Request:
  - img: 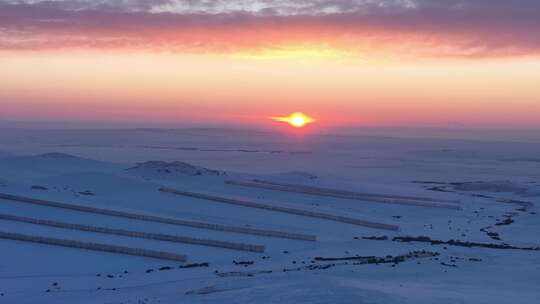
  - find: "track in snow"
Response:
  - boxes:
[0,192,317,241]
[0,213,265,253]
[159,188,400,231]
[226,180,461,210]
[0,231,188,262]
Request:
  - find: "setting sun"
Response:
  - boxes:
[271,112,315,128]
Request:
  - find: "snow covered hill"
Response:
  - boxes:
[0,129,539,303]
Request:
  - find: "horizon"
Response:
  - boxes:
[2,119,540,143]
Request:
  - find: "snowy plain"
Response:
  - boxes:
[0,127,539,303]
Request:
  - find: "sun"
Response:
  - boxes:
[271,112,315,128]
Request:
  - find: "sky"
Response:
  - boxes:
[1,0,540,128]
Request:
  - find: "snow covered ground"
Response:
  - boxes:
[0,128,539,303]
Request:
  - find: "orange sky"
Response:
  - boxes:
[1,1,540,128]
[1,50,539,128]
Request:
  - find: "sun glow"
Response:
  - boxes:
[271,112,315,128]
[232,45,350,61]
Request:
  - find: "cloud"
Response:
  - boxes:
[1,0,540,58]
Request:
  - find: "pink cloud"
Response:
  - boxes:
[1,1,540,57]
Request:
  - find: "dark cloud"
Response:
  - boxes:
[1,0,539,57]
